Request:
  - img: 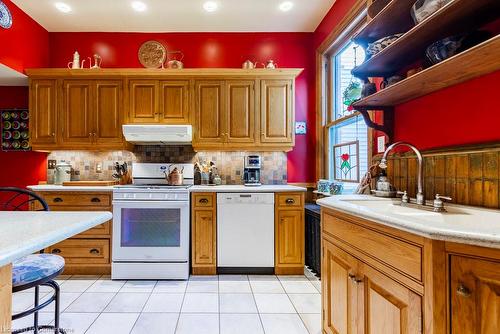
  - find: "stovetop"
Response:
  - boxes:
[115,184,192,190]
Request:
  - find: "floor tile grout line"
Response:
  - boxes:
[248,274,268,334]
[128,280,157,334]
[174,279,189,333]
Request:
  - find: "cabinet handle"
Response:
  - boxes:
[53,197,63,203]
[199,198,209,204]
[456,283,471,297]
[91,197,101,203]
[51,248,61,254]
[89,248,100,255]
[348,273,363,284]
[51,132,55,137]
[89,133,93,138]
[285,198,295,204]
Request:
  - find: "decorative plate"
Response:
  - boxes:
[138,40,167,68]
[0,1,13,29]
[366,33,403,57]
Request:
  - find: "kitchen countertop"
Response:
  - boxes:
[28,185,115,192]
[317,195,500,249]
[190,185,307,192]
[0,211,112,267]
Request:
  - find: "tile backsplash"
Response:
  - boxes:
[47,146,287,185]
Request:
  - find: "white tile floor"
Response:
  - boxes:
[12,269,321,334]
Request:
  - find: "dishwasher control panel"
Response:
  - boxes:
[217,193,274,204]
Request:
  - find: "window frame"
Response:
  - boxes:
[315,2,371,181]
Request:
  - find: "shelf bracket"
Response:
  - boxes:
[356,107,394,142]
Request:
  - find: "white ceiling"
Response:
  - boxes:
[11,0,335,32]
[0,63,28,86]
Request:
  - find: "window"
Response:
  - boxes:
[321,15,369,192]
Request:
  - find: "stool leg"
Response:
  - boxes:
[34,286,39,334]
[53,281,60,334]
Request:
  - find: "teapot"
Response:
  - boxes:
[165,51,184,69]
[165,165,184,185]
[242,60,258,69]
[90,54,102,69]
[265,60,278,69]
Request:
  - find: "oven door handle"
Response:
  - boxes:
[112,200,189,206]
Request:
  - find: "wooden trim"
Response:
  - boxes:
[0,264,12,334]
[316,0,368,180]
[26,68,304,78]
[375,141,500,159]
[287,182,316,188]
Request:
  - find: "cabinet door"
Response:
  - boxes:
[61,80,93,145]
[260,79,293,144]
[192,209,217,275]
[194,81,225,145]
[128,80,159,123]
[94,80,123,146]
[359,262,422,334]
[225,80,255,144]
[159,80,190,124]
[275,208,304,271]
[30,79,58,147]
[322,240,361,334]
[450,256,500,334]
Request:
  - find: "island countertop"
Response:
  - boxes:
[317,195,500,249]
[0,211,112,267]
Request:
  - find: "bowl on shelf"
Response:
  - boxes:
[426,31,491,65]
[366,33,403,58]
[411,0,452,24]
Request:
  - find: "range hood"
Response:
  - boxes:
[122,124,192,145]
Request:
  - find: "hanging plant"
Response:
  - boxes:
[342,81,361,107]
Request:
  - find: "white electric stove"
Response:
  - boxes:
[112,163,193,280]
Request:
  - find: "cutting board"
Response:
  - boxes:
[62,181,119,186]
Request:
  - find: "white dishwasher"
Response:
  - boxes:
[217,193,275,274]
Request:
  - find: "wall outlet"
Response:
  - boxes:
[48,160,57,169]
[377,136,386,153]
[96,163,102,173]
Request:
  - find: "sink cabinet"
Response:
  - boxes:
[322,207,500,334]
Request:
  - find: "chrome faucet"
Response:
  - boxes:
[379,142,425,205]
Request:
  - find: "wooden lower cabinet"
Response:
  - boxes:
[33,191,113,275]
[191,193,217,275]
[275,192,305,275]
[322,207,500,334]
[450,255,500,333]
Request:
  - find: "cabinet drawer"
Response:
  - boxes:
[192,193,215,208]
[46,239,110,264]
[323,214,422,282]
[276,193,303,207]
[43,193,111,207]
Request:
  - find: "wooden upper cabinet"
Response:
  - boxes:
[450,255,500,334]
[194,81,225,144]
[322,240,360,334]
[128,80,159,123]
[159,80,190,124]
[359,263,422,334]
[30,79,58,147]
[61,80,93,146]
[94,80,123,145]
[260,79,293,144]
[225,80,255,144]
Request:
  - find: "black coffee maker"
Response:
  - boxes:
[243,155,262,186]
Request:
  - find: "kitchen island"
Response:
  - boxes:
[0,211,112,332]
[317,195,500,334]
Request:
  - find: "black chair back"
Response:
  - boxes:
[0,187,49,211]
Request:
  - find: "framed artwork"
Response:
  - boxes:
[295,121,306,135]
[333,140,360,183]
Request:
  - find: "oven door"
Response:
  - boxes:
[112,200,189,262]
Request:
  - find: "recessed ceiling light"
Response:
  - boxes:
[203,1,218,12]
[131,1,147,12]
[54,2,72,13]
[279,1,294,12]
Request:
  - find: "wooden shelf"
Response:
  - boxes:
[353,0,500,78]
[352,35,500,108]
[354,0,415,45]
[25,68,304,78]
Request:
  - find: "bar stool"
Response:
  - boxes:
[0,187,66,334]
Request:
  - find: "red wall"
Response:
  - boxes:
[0,0,49,73]
[0,87,47,188]
[48,32,317,183]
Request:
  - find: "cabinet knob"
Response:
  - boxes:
[456,283,471,297]
[199,198,209,204]
[285,198,295,204]
[53,197,63,203]
[89,248,100,255]
[348,273,363,284]
[51,248,61,254]
[51,133,55,137]
[91,197,101,203]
